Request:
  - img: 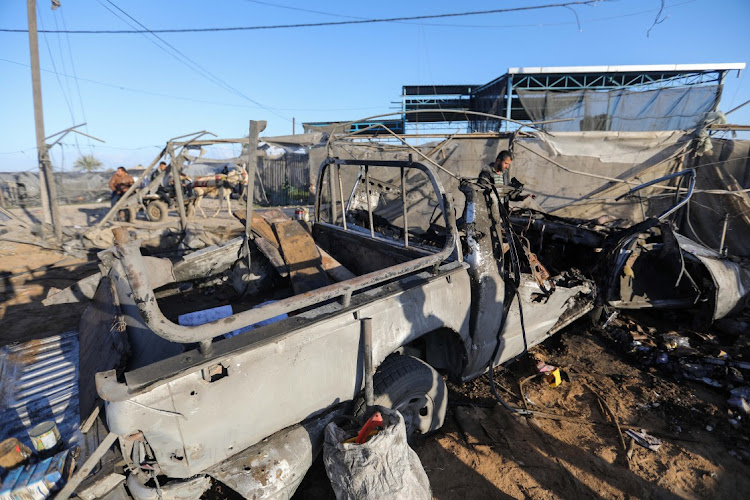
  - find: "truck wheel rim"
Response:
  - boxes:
[394,393,434,435]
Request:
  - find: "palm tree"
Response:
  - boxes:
[74,154,103,172]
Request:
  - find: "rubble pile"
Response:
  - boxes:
[597,310,750,459]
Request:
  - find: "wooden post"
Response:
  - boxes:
[170,143,188,232]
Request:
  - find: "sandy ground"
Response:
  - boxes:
[292,323,750,500]
[2,202,749,499]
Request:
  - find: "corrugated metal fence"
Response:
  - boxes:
[255,153,311,207]
[0,331,80,450]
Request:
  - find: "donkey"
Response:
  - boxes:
[188,167,248,218]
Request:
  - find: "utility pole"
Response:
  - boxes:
[27,0,62,240]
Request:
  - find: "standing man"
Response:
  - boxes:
[480,150,513,187]
[108,166,134,206]
[480,150,538,206]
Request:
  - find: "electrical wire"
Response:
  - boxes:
[59,7,94,158]
[94,0,288,121]
[37,4,76,126]
[476,179,532,415]
[1,1,609,34]
[247,0,696,30]
[50,7,76,130]
[242,0,367,21]
[0,1,698,33]
[0,56,372,112]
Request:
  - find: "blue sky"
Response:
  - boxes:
[1,0,748,172]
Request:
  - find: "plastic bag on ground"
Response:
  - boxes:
[323,406,431,500]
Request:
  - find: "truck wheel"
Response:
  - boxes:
[355,354,447,438]
[146,200,168,222]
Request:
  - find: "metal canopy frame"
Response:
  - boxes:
[305,63,745,134]
[401,63,745,133]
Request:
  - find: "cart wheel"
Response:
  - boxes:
[354,354,447,439]
[146,200,168,222]
[117,206,137,223]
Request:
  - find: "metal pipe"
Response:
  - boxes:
[337,164,347,230]
[328,165,338,224]
[614,169,696,221]
[364,166,375,238]
[361,318,374,409]
[401,166,409,248]
[720,213,729,256]
[504,74,514,132]
[111,217,457,345]
[615,169,695,200]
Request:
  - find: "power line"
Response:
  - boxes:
[94,0,289,121]
[37,3,76,126]
[0,56,385,112]
[242,0,365,21]
[0,1,609,33]
[59,7,94,158]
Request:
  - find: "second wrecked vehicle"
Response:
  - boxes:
[510,170,750,327]
[68,158,595,498]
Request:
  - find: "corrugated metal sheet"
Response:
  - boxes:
[0,331,80,450]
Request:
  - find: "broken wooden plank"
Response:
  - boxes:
[273,220,330,294]
[259,208,293,224]
[234,209,354,282]
[319,247,356,282]
[42,272,102,306]
[56,432,119,500]
[251,214,279,243]
[254,235,289,277]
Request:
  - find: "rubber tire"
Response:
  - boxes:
[354,354,447,439]
[146,200,168,222]
[117,206,137,223]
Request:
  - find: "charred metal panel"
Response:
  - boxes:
[99,268,471,478]
[78,277,128,420]
[462,276,594,381]
[674,234,750,320]
[313,223,431,276]
[206,409,342,499]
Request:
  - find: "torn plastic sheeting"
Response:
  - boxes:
[323,407,431,500]
[0,331,80,452]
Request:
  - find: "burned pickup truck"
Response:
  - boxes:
[65,158,595,498]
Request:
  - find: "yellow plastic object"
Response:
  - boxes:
[545,368,562,387]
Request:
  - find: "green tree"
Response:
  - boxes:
[74,154,103,172]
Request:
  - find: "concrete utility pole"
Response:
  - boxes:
[27,0,63,240]
[245,120,266,242]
